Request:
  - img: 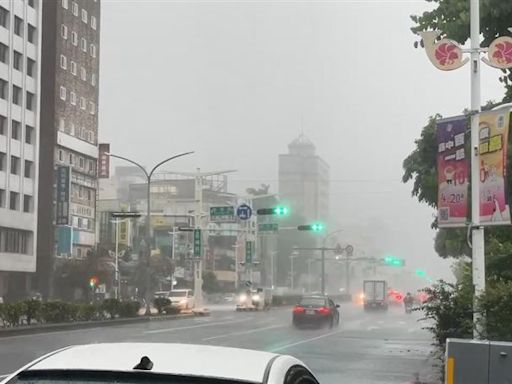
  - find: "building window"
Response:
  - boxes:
[89,44,96,58]
[27,58,35,77]
[89,102,95,115]
[60,54,67,69]
[12,86,21,105]
[25,125,33,144]
[28,0,35,8]
[14,17,23,37]
[58,149,63,162]
[70,61,77,75]
[60,86,66,101]
[70,91,76,105]
[24,160,32,178]
[9,192,19,211]
[26,91,34,111]
[80,38,87,52]
[0,43,8,64]
[11,120,20,140]
[69,122,75,135]
[80,66,86,81]
[0,7,8,29]
[27,24,36,44]
[72,2,78,16]
[0,152,4,170]
[81,9,87,23]
[87,130,92,142]
[23,195,32,212]
[13,51,22,71]
[71,31,78,46]
[91,16,97,30]
[0,189,4,207]
[69,153,73,165]
[80,97,86,110]
[0,79,7,100]
[79,157,84,168]
[91,73,96,86]
[0,115,5,135]
[61,24,68,39]
[58,117,65,131]
[62,0,68,9]
[10,156,19,175]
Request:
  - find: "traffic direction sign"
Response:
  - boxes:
[236,204,252,220]
[193,229,202,257]
[210,206,236,222]
[258,223,278,232]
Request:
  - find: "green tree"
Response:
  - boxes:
[202,271,221,294]
[411,0,512,102]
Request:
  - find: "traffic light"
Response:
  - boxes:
[256,206,289,216]
[382,255,405,267]
[415,269,426,278]
[297,223,325,232]
[89,276,98,289]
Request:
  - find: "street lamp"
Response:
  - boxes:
[106,151,194,314]
[418,2,512,338]
[320,229,343,295]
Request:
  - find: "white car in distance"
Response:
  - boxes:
[0,343,320,384]
[168,289,194,310]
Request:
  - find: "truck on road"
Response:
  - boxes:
[363,280,388,311]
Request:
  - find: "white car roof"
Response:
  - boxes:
[25,343,291,383]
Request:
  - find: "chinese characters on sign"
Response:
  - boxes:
[98,143,110,178]
[209,206,236,222]
[56,166,71,225]
[437,116,469,227]
[478,107,512,225]
[193,229,202,257]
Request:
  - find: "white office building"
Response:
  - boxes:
[0,0,41,298]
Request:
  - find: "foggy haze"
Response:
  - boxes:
[99,0,506,281]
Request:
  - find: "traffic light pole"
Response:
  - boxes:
[321,248,325,295]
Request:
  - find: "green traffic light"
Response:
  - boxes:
[311,223,324,232]
[416,269,426,278]
[273,206,289,216]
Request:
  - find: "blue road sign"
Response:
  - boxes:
[237,204,252,220]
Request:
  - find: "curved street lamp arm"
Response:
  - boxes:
[148,151,195,179]
[322,229,344,247]
[107,153,149,180]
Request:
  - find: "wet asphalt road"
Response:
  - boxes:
[0,303,437,384]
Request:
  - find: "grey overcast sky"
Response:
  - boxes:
[99,0,506,280]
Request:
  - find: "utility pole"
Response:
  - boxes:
[106,151,194,315]
[193,169,204,309]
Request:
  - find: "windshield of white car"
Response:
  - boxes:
[298,298,327,307]
[7,370,253,384]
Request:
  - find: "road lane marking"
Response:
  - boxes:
[202,324,286,341]
[144,318,247,334]
[367,326,379,331]
[268,329,344,352]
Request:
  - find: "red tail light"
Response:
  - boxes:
[293,306,305,314]
[317,306,331,315]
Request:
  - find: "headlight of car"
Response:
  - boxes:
[252,294,260,301]
[239,294,247,302]
[179,299,187,304]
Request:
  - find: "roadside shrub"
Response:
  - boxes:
[153,297,171,314]
[118,301,140,318]
[0,302,26,327]
[77,303,98,321]
[418,280,473,346]
[40,301,76,323]
[101,298,120,319]
[22,299,42,325]
[478,280,512,341]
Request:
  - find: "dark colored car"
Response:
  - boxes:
[292,295,340,328]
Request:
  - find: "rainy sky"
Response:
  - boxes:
[99,0,506,281]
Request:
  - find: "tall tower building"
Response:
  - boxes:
[37,0,100,297]
[278,135,329,222]
[0,0,42,299]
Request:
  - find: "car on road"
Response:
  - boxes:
[0,343,319,384]
[292,295,340,329]
[168,289,194,310]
